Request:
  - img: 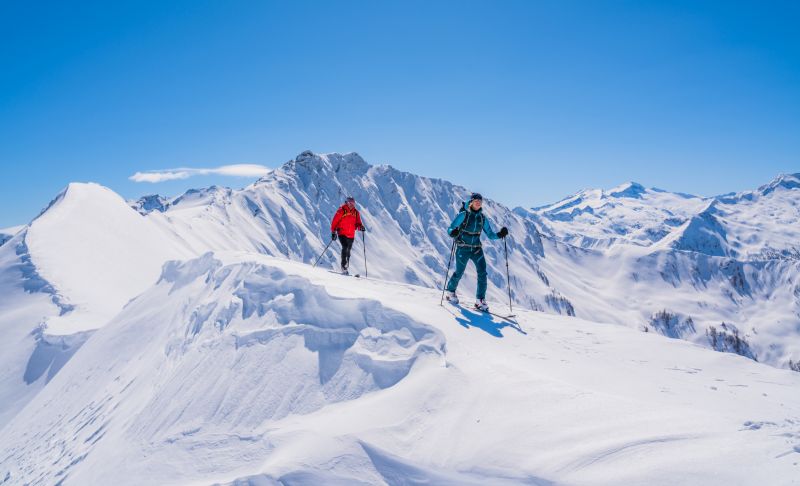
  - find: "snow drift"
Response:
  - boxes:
[3,152,800,435]
[2,152,800,484]
[0,253,445,484]
[1,252,798,485]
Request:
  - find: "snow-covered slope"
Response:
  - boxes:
[526,182,707,249]
[0,225,24,247]
[2,252,798,485]
[7,152,799,372]
[12,155,540,428]
[515,174,800,370]
[701,173,800,260]
[531,174,800,260]
[0,231,67,429]
[3,153,800,484]
[24,182,191,334]
[136,153,800,370]
[142,151,551,312]
[0,184,193,426]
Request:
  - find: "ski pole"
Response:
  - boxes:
[440,239,457,306]
[361,230,367,278]
[504,236,513,315]
[313,236,335,268]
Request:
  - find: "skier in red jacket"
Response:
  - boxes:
[330,196,365,274]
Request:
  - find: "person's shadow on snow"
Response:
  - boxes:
[454,307,523,337]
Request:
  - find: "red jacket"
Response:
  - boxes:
[331,204,364,238]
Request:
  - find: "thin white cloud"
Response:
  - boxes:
[130,164,271,183]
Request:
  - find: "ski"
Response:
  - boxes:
[328,270,360,278]
[475,308,524,333]
[443,300,525,334]
[444,299,518,323]
[441,300,528,334]
[477,308,517,322]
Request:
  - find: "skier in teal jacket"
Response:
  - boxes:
[445,192,508,311]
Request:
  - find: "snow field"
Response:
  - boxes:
[1,251,798,485]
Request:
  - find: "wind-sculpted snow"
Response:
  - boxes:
[221,441,553,485]
[4,152,800,483]
[4,149,800,435]
[0,253,445,485]
[0,232,80,428]
[144,253,445,428]
[1,213,165,425]
[122,154,800,369]
[10,232,74,315]
[22,327,92,385]
[2,253,799,485]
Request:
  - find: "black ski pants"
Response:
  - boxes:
[338,235,355,270]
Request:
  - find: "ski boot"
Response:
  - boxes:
[474,299,489,312]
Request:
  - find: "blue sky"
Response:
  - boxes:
[1,0,798,227]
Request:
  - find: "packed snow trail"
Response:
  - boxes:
[1,251,798,485]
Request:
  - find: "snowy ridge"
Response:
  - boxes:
[1,253,449,484]
[528,182,707,249]
[706,173,800,260]
[658,201,728,257]
[0,183,196,425]
[532,173,800,260]
[2,153,800,483]
[23,182,191,334]
[1,252,798,485]
[0,152,554,428]
[144,151,552,311]
[759,172,800,195]
[6,152,800,371]
[518,174,800,371]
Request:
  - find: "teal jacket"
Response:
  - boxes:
[448,203,500,247]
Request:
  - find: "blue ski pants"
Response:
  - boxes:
[446,245,487,299]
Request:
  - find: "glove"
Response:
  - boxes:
[331,232,337,241]
[358,226,366,232]
[498,227,508,238]
[449,228,459,238]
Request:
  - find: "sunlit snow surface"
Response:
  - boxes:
[1,153,800,484]
[1,253,799,485]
